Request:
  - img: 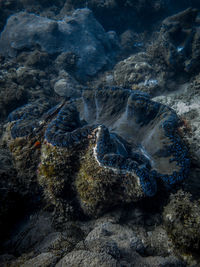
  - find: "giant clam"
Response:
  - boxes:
[7,88,190,216]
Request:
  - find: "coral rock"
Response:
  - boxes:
[163,190,200,263]
[0,9,119,78]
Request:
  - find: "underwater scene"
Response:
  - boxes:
[0,0,200,266]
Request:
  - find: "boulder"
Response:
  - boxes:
[0,8,119,78]
[54,71,82,98]
[55,250,117,267]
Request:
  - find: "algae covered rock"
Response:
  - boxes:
[113,52,164,95]
[37,139,80,215]
[163,190,200,257]
[148,8,200,74]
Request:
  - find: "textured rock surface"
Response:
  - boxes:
[6,213,54,255]
[21,252,59,267]
[56,218,184,266]
[0,56,56,121]
[163,190,200,264]
[0,8,119,78]
[17,50,51,69]
[0,208,185,267]
[56,250,118,267]
[113,52,164,95]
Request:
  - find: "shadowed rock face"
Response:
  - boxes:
[7,88,190,216]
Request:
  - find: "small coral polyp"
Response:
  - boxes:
[7,88,190,216]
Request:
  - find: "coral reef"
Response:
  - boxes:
[111,8,200,96]
[7,88,190,217]
[1,3,200,265]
